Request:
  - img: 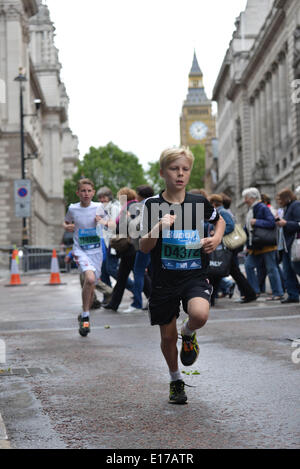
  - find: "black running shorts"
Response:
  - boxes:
[148,277,213,326]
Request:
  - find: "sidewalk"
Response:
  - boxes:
[0,412,11,449]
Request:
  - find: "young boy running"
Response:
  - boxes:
[64,179,106,337]
[140,147,225,404]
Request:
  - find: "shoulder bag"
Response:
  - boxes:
[110,234,132,254]
[251,226,277,248]
[290,232,300,262]
[206,243,233,278]
[223,224,247,250]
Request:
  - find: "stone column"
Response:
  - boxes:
[283,43,292,144]
[278,51,288,150]
[254,89,261,163]
[271,61,281,160]
[265,71,274,165]
[259,80,267,159]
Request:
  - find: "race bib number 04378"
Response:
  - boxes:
[161,230,202,270]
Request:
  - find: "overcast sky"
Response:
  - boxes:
[45,0,248,169]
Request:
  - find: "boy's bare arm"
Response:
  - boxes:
[202,216,226,254]
[139,223,160,253]
[139,214,176,254]
[63,221,75,232]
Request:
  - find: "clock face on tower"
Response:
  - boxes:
[189,121,208,140]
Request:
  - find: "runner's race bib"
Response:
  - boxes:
[78,228,101,250]
[161,230,202,270]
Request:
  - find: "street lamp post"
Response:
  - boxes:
[14,69,28,246]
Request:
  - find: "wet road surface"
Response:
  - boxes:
[0,272,299,449]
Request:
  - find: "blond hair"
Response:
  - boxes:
[159,146,194,170]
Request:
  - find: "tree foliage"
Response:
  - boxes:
[64,142,147,207]
[146,161,165,193]
[188,144,206,190]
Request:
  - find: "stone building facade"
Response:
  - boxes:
[0,0,79,247]
[213,0,300,219]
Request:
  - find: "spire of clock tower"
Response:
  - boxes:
[184,52,209,105]
[189,50,202,76]
[180,51,217,193]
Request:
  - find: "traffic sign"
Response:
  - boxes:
[14,179,31,218]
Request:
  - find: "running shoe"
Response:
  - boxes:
[78,314,90,337]
[169,380,187,405]
[180,325,199,366]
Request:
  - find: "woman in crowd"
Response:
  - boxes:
[124,185,154,312]
[208,194,257,305]
[276,188,300,303]
[243,187,284,301]
[101,187,138,312]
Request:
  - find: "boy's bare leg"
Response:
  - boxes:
[82,270,96,312]
[160,316,179,373]
[179,297,210,368]
[186,297,210,331]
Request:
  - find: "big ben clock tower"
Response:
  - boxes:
[180,52,216,192]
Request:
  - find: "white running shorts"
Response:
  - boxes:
[74,250,102,282]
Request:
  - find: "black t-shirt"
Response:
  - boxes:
[141,191,220,288]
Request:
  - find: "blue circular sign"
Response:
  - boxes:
[18,188,28,198]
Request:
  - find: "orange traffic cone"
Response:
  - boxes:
[5,249,26,287]
[46,249,66,286]
[48,249,61,285]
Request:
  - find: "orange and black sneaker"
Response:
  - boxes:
[169,380,187,405]
[180,329,199,367]
[78,314,90,337]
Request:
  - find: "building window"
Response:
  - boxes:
[282,158,287,169]
[290,151,294,161]
[276,163,280,174]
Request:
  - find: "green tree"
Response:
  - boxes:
[187,144,206,190]
[64,142,147,207]
[145,145,206,193]
[146,161,165,193]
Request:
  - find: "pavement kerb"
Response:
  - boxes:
[0,413,11,449]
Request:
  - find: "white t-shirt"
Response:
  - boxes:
[65,201,105,255]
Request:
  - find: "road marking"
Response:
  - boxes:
[0,314,299,335]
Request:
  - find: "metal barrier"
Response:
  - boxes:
[0,246,69,273]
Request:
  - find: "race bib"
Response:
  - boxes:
[78,228,101,250]
[161,230,202,270]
